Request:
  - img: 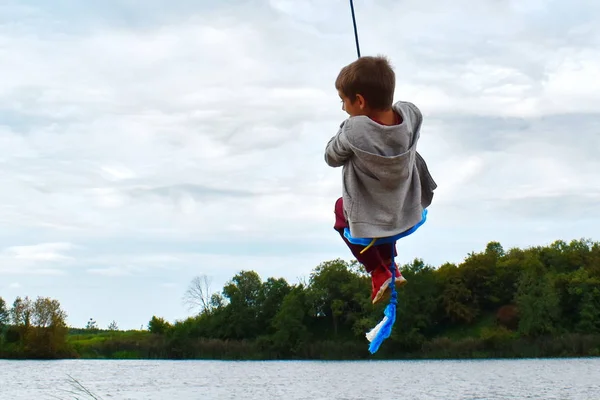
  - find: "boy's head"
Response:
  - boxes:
[335,55,395,117]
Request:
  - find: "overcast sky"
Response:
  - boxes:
[1,0,599,330]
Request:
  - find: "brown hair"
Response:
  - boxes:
[335,55,395,110]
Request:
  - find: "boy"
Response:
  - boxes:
[325,55,437,305]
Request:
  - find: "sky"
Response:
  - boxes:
[1,0,599,330]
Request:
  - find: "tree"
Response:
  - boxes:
[221,270,264,339]
[86,318,98,330]
[210,293,225,310]
[486,241,505,258]
[560,268,600,334]
[25,296,69,358]
[256,277,291,335]
[11,296,32,327]
[576,288,600,334]
[108,320,119,331]
[32,297,67,328]
[437,262,478,324]
[148,316,172,334]
[0,296,8,328]
[391,258,443,349]
[271,286,310,356]
[494,250,524,307]
[459,246,499,313]
[307,258,369,337]
[4,296,69,358]
[515,253,560,337]
[10,296,33,346]
[183,274,215,315]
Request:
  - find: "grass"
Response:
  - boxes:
[68,329,150,343]
[49,374,103,400]
[67,329,157,359]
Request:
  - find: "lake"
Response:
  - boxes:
[1,358,599,399]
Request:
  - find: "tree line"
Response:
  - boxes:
[2,238,600,360]
[0,295,71,358]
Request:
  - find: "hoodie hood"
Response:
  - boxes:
[342,102,421,188]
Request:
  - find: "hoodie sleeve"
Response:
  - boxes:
[324,122,353,167]
[407,102,423,132]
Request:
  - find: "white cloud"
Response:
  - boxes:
[5,242,74,261]
[0,0,599,328]
[0,243,76,275]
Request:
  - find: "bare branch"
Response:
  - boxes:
[182,274,214,315]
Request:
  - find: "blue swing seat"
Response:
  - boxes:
[343,208,428,248]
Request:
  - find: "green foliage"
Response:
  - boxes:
[0,296,9,328]
[131,237,600,359]
[220,270,263,339]
[307,258,370,338]
[515,253,560,337]
[0,295,71,358]
[3,237,600,360]
[148,316,172,334]
[390,259,443,351]
[271,285,311,356]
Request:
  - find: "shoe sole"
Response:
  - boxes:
[372,276,407,305]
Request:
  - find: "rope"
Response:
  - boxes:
[390,247,397,305]
[359,238,377,254]
[365,244,398,354]
[345,0,402,354]
[349,0,361,58]
[348,213,429,353]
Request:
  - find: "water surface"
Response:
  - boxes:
[1,358,599,399]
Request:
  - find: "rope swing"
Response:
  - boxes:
[349,0,361,58]
[344,0,428,354]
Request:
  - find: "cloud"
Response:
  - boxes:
[0,0,598,328]
[5,242,74,261]
[0,243,77,275]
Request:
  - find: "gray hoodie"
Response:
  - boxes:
[325,101,437,239]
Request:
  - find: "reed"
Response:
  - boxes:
[49,374,103,400]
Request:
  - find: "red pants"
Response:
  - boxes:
[333,197,397,274]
